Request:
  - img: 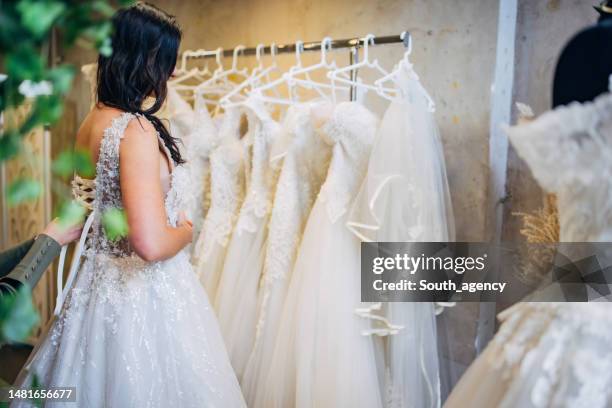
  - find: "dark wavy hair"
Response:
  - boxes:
[97,2,184,164]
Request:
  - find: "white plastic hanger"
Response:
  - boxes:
[170,49,215,88]
[246,40,305,106]
[194,45,250,104]
[249,38,350,106]
[286,37,350,102]
[328,34,395,103]
[220,43,280,108]
[374,31,436,111]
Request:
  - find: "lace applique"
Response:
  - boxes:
[87,111,189,260]
[252,104,333,344]
[164,164,192,226]
[88,112,138,257]
[194,141,245,261]
[235,109,281,234]
[183,98,219,228]
[318,102,378,223]
[489,303,612,407]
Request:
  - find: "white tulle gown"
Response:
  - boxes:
[192,107,247,297]
[445,92,612,408]
[214,98,282,380]
[348,62,454,408]
[260,102,382,408]
[241,102,333,405]
[15,112,246,408]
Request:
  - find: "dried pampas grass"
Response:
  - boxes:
[513,194,559,285]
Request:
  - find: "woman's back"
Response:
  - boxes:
[76,105,173,195]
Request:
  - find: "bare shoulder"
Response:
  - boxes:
[76,107,130,160]
[123,114,157,140]
[121,115,159,159]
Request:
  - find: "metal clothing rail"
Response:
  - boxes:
[184,32,411,59]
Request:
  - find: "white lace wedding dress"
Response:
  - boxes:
[214,98,282,381]
[260,102,382,408]
[181,93,219,236]
[14,112,246,408]
[241,102,333,406]
[445,92,612,408]
[192,108,247,297]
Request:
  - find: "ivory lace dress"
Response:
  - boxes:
[182,93,219,237]
[214,98,282,381]
[192,108,247,297]
[241,102,333,406]
[445,92,612,408]
[15,113,246,408]
[260,102,383,408]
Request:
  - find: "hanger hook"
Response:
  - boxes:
[295,40,304,66]
[180,51,189,72]
[400,31,412,55]
[321,37,333,64]
[256,44,265,65]
[215,47,223,69]
[232,45,246,70]
[363,33,375,62]
[270,42,277,60]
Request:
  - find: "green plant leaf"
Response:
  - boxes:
[0,285,40,344]
[5,178,42,206]
[46,65,75,95]
[91,1,115,17]
[26,95,64,129]
[98,37,113,57]
[5,46,45,81]
[0,131,22,161]
[16,0,66,38]
[52,149,94,178]
[57,200,86,227]
[102,208,129,241]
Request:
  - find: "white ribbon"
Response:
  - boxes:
[54,210,96,316]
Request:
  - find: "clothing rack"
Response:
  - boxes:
[184,32,411,59]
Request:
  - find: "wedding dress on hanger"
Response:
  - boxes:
[348,62,454,408]
[214,97,282,381]
[14,112,245,407]
[241,101,333,405]
[260,102,382,408]
[192,107,247,297]
[158,85,195,143]
[445,92,612,408]
[182,92,219,236]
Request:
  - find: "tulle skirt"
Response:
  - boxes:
[214,219,269,380]
[258,201,383,408]
[15,250,245,408]
[445,303,612,408]
[194,240,229,299]
[241,263,293,405]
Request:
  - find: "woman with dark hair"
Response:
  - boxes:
[13,3,246,407]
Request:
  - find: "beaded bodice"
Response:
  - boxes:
[78,112,190,258]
